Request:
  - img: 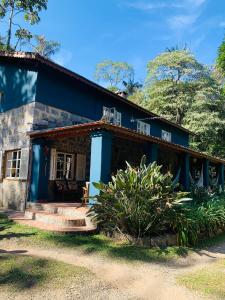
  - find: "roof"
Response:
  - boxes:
[0,51,192,135]
[28,121,225,164]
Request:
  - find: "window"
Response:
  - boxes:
[137,120,151,135]
[103,107,122,126]
[56,152,74,180]
[161,130,171,142]
[6,150,21,178]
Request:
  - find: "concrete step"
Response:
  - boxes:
[25,210,86,227]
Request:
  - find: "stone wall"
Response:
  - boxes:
[0,101,93,210]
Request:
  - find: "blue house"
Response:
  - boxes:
[0,51,224,216]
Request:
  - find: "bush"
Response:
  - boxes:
[89,156,187,240]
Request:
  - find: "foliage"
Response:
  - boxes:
[32,35,60,58]
[0,0,59,58]
[89,156,187,239]
[130,48,225,158]
[94,60,134,90]
[145,50,209,125]
[0,0,48,50]
[122,78,142,96]
[217,35,225,76]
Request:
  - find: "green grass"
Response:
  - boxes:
[0,213,188,263]
[177,259,225,299]
[0,253,89,292]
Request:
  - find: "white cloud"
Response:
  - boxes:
[168,14,198,29]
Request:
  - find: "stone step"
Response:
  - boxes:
[25,210,86,227]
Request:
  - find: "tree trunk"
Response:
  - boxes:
[6,3,14,51]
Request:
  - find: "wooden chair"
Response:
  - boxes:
[82,182,90,206]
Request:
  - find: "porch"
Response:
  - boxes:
[27,121,225,206]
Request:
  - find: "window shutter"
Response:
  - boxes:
[146,124,150,136]
[49,148,57,180]
[0,150,3,180]
[115,111,122,126]
[76,154,86,181]
[137,121,141,132]
[19,148,30,180]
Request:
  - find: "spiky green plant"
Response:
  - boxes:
[89,156,187,239]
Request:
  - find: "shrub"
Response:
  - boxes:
[88,156,187,240]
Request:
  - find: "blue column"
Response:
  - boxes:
[203,159,209,188]
[29,139,50,202]
[147,143,158,164]
[180,153,190,191]
[218,163,224,191]
[89,131,112,202]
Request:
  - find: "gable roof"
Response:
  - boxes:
[0,51,192,134]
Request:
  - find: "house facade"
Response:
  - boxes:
[0,51,224,211]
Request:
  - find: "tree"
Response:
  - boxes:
[145,50,206,125]
[130,49,225,158]
[122,77,142,96]
[184,77,225,157]
[32,35,60,58]
[217,36,225,76]
[94,60,134,90]
[0,0,47,50]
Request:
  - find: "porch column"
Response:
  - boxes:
[147,143,158,164]
[218,163,224,191]
[180,153,190,191]
[29,139,51,202]
[203,159,209,188]
[89,130,112,202]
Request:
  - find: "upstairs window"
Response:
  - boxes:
[137,120,151,136]
[161,130,171,142]
[103,107,122,126]
[6,150,21,178]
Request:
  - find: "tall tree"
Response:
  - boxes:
[0,0,47,50]
[32,35,60,58]
[217,35,225,77]
[145,50,207,125]
[122,77,142,96]
[94,60,134,90]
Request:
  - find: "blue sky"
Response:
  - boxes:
[11,0,225,84]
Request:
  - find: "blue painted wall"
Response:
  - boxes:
[36,65,189,147]
[0,62,37,112]
[0,60,189,147]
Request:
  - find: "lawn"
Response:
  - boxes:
[0,252,90,295]
[0,213,188,263]
[177,259,225,299]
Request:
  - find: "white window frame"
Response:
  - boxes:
[55,151,75,180]
[103,107,122,126]
[137,120,151,136]
[161,130,172,142]
[6,150,21,178]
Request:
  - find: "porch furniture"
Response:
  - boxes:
[82,181,90,206]
[55,180,79,201]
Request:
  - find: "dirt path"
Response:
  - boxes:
[2,241,225,300]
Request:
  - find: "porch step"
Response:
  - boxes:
[25,210,86,227]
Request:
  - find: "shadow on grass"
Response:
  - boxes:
[0,213,189,264]
[0,255,47,290]
[43,233,189,263]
